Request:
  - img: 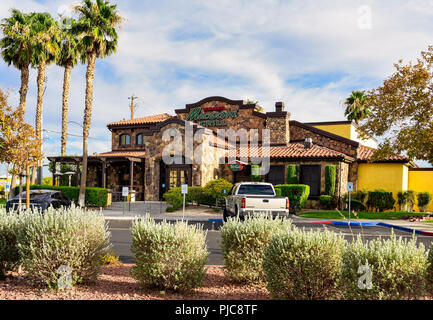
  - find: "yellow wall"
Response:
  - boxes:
[358,163,408,210]
[408,170,433,212]
[313,123,377,148]
[312,124,352,140]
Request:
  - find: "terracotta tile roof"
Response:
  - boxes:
[358,145,408,162]
[92,151,146,158]
[227,143,350,160]
[107,113,173,127]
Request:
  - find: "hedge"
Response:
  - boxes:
[324,165,336,197]
[319,195,333,209]
[418,192,432,212]
[366,190,396,212]
[286,165,298,184]
[251,165,260,182]
[274,184,310,211]
[14,185,108,207]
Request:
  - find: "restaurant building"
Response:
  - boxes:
[48,96,433,210]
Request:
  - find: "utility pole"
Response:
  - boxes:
[128,95,138,120]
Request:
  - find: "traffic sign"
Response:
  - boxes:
[122,187,129,197]
[347,182,354,192]
[181,184,188,194]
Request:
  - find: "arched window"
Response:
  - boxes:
[120,134,131,146]
[136,133,144,146]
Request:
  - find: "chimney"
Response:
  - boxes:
[275,102,285,112]
[304,138,313,149]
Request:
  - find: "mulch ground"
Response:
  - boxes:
[0,264,271,300]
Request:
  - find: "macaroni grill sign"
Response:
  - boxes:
[186,106,239,127]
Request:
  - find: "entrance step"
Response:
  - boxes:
[106,201,168,214]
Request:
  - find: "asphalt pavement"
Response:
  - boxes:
[107,217,433,265]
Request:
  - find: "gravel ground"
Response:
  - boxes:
[0,264,271,300]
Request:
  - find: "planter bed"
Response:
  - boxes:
[0,264,271,300]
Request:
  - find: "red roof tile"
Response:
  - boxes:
[227,143,350,159]
[92,151,146,158]
[358,145,408,162]
[107,113,173,127]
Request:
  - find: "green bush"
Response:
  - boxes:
[344,190,368,204]
[17,205,111,289]
[319,195,333,209]
[324,165,336,196]
[263,228,345,299]
[221,215,292,284]
[0,212,21,277]
[366,190,396,212]
[417,192,432,212]
[131,215,208,292]
[341,233,428,299]
[274,184,310,211]
[251,165,260,182]
[13,185,108,207]
[286,165,298,184]
[163,187,183,209]
[397,190,416,212]
[346,199,366,212]
[203,179,233,206]
[275,188,282,196]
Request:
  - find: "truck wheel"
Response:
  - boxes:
[223,209,229,222]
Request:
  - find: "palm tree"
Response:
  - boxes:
[57,17,80,156]
[0,9,33,197]
[29,12,60,184]
[343,90,370,124]
[73,0,123,206]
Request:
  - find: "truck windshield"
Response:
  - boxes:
[237,184,275,195]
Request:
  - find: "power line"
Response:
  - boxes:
[42,129,106,140]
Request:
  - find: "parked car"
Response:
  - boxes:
[6,189,72,213]
[224,182,289,221]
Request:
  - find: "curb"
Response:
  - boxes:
[295,220,433,237]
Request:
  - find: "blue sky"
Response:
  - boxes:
[0,0,433,175]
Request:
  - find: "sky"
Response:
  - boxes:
[0,0,432,177]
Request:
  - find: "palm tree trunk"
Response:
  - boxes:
[11,64,30,195]
[34,60,46,185]
[61,63,72,156]
[78,51,97,207]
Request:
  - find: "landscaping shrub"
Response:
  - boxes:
[324,165,336,196]
[263,228,345,299]
[131,215,208,292]
[251,165,261,182]
[221,215,293,284]
[417,192,432,212]
[366,190,396,212]
[319,195,333,209]
[286,165,298,184]
[0,212,21,277]
[13,185,108,207]
[16,205,111,289]
[344,190,368,204]
[341,233,428,300]
[346,199,366,212]
[397,190,416,212]
[163,187,183,209]
[203,178,233,206]
[274,184,310,212]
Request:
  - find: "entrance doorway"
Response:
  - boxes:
[159,163,192,199]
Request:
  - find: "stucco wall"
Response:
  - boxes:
[408,170,433,212]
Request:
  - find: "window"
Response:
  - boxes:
[266,165,285,185]
[120,134,131,146]
[136,133,143,146]
[237,184,275,195]
[300,165,321,197]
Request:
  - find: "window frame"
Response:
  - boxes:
[119,134,131,147]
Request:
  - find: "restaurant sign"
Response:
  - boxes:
[227,160,247,172]
[186,106,239,127]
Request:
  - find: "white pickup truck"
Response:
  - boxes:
[223,182,289,221]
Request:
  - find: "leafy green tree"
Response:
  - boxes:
[343,90,370,124]
[73,0,123,206]
[358,46,433,163]
[246,99,264,112]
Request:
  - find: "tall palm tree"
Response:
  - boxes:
[57,17,80,156]
[0,9,33,196]
[343,90,370,124]
[29,12,60,184]
[73,0,123,206]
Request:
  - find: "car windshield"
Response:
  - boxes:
[13,192,50,201]
[237,184,275,195]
